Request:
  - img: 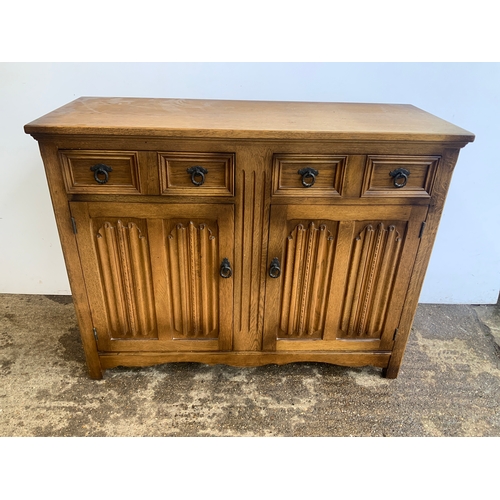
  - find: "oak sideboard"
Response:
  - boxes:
[25,98,474,379]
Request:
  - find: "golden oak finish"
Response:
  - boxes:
[263,204,426,353]
[71,201,234,352]
[99,351,392,370]
[158,152,235,197]
[361,155,440,198]
[25,97,473,143]
[60,150,142,195]
[272,154,346,197]
[25,98,474,379]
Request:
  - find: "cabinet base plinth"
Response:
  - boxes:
[98,351,391,373]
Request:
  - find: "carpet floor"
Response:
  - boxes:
[1,294,499,436]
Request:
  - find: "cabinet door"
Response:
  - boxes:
[70,202,234,352]
[263,204,427,352]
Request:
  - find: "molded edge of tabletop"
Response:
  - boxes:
[24,97,476,144]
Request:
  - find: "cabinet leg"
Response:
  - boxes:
[382,366,399,379]
[87,362,104,380]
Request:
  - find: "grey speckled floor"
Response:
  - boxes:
[1,293,499,436]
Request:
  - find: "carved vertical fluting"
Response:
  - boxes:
[129,221,150,334]
[288,224,305,335]
[189,222,200,335]
[209,226,218,334]
[128,225,144,331]
[280,232,296,333]
[346,224,373,335]
[306,226,326,335]
[280,223,335,338]
[357,223,385,335]
[211,230,218,334]
[197,223,217,336]
[97,222,125,334]
[237,167,268,350]
[176,224,189,336]
[297,222,317,334]
[311,224,334,334]
[167,222,218,338]
[95,220,157,338]
[167,226,182,334]
[251,170,267,335]
[200,224,209,336]
[238,171,246,334]
[367,225,398,334]
[116,220,137,334]
[340,223,403,338]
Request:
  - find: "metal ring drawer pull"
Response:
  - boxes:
[220,258,232,278]
[389,168,410,188]
[269,257,281,278]
[298,167,319,188]
[90,164,113,184]
[187,166,208,186]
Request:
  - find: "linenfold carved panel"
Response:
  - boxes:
[95,220,157,338]
[279,222,337,338]
[166,222,219,338]
[340,222,404,338]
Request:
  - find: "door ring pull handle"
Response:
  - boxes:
[269,257,281,278]
[220,258,232,278]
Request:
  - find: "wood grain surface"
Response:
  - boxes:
[26,98,474,379]
[25,97,475,143]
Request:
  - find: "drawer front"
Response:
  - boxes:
[361,155,440,198]
[60,150,141,194]
[159,152,235,196]
[272,154,347,197]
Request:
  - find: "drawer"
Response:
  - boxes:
[60,150,141,194]
[159,152,235,196]
[272,154,347,197]
[361,155,440,198]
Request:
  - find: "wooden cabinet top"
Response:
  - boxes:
[24,97,475,144]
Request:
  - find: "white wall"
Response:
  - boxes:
[1,62,499,303]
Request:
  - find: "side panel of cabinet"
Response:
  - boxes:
[70,202,234,352]
[263,204,427,351]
